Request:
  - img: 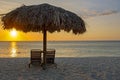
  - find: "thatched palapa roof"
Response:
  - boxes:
[2,3,86,34]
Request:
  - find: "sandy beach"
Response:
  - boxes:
[0,57,120,80]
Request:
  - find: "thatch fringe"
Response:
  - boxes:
[2,3,86,34]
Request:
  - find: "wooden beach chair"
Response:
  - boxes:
[46,49,57,68]
[29,49,42,68]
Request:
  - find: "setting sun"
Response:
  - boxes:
[10,29,17,37]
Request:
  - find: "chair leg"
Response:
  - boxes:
[42,64,46,70]
[28,63,31,68]
[54,63,57,68]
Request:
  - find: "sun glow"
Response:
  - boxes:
[10,29,17,37]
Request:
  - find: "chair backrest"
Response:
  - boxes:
[46,49,55,57]
[31,49,42,61]
[46,49,55,64]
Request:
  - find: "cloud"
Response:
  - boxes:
[100,10,118,16]
[0,0,119,19]
[0,1,21,14]
[79,8,119,18]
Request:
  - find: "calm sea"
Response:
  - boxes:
[0,41,120,57]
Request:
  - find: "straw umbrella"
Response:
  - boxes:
[1,3,86,68]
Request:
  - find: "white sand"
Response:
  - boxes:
[0,57,120,80]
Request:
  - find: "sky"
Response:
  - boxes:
[0,0,120,41]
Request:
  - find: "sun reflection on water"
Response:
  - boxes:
[10,42,17,57]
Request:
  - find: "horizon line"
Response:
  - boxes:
[0,40,120,42]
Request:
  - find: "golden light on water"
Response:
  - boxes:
[11,48,17,57]
[10,42,17,57]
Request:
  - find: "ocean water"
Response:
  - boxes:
[0,41,120,57]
